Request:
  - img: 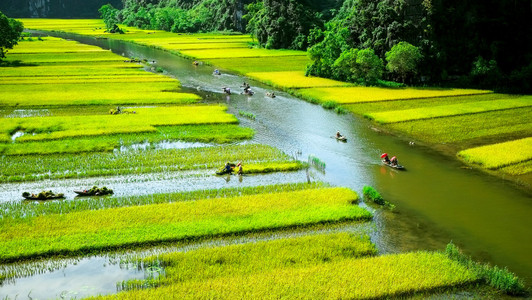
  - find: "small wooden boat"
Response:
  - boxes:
[22,191,65,200]
[336,135,347,142]
[216,163,236,175]
[74,186,114,196]
[382,160,405,170]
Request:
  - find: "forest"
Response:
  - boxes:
[94,0,531,93]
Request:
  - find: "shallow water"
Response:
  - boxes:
[2,31,531,298]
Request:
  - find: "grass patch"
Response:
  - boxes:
[238,110,256,120]
[365,97,532,124]
[457,137,532,169]
[295,86,492,105]
[0,188,371,262]
[0,144,300,182]
[246,71,351,89]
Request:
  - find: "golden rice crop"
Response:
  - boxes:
[366,97,532,123]
[0,64,144,77]
[206,56,311,74]
[0,75,178,85]
[385,107,532,144]
[178,48,307,59]
[1,105,236,142]
[163,42,251,51]
[246,71,352,89]
[0,188,370,261]
[498,160,532,175]
[296,87,492,104]
[141,233,376,286]
[6,52,126,64]
[458,137,532,169]
[94,252,478,299]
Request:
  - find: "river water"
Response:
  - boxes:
[1,32,531,298]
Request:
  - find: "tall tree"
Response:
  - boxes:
[385,41,422,83]
[0,11,23,60]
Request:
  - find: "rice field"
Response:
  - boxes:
[365,97,532,124]
[0,144,301,182]
[0,105,237,142]
[207,56,311,74]
[95,248,479,299]
[296,87,492,104]
[0,188,371,262]
[384,107,532,144]
[0,124,254,155]
[135,233,377,288]
[0,183,326,221]
[246,71,352,89]
[177,48,307,60]
[458,137,532,169]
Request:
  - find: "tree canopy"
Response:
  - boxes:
[0,10,23,60]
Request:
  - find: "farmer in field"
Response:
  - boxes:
[222,162,233,173]
[237,161,243,175]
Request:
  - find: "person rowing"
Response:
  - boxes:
[381,153,390,164]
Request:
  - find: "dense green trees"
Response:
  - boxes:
[117,0,252,33]
[243,0,323,50]
[385,42,422,83]
[0,11,23,60]
[100,0,531,91]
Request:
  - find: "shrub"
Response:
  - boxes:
[363,186,394,209]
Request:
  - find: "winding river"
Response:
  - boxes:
[1,32,531,298]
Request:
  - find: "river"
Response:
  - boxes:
[1,32,530,298]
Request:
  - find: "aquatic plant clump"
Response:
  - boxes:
[362,186,394,209]
[0,188,371,262]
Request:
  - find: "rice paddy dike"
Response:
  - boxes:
[0,19,528,299]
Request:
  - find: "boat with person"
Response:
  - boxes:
[22,191,65,200]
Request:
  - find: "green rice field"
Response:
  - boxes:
[0,144,300,182]
[365,97,532,124]
[0,187,370,262]
[94,235,479,299]
[458,137,532,169]
[295,86,492,104]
